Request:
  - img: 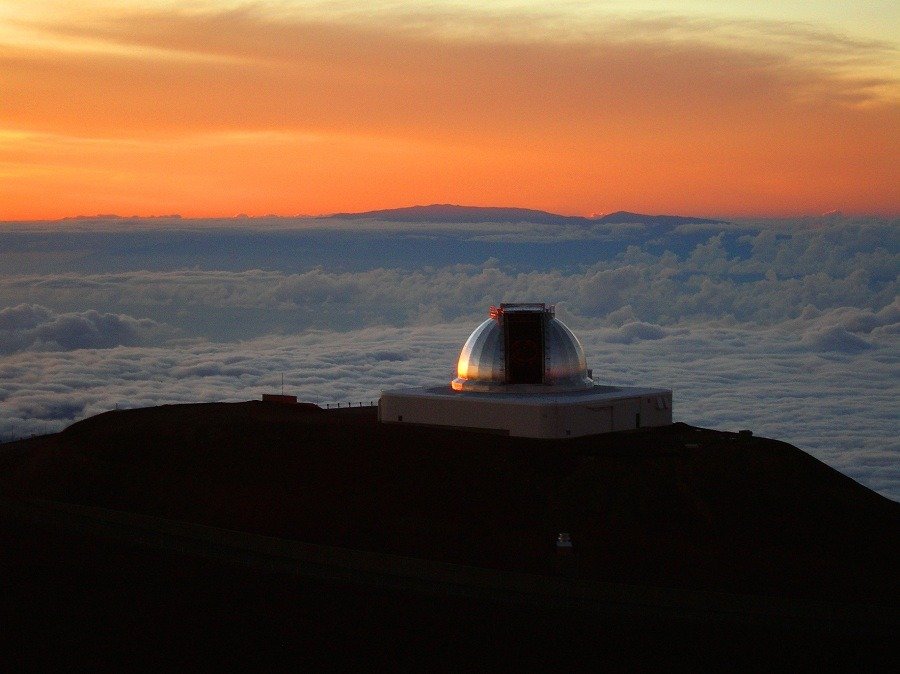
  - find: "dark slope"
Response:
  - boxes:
[1,401,896,603]
[2,402,898,667]
[599,210,727,226]
[328,203,727,226]
[329,204,586,224]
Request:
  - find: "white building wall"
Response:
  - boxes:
[378,388,672,439]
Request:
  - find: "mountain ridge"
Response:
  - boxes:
[328,204,728,226]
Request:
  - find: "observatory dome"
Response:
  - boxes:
[452,304,594,393]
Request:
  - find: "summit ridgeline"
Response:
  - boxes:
[327,204,727,227]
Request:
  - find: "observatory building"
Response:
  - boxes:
[378,303,672,438]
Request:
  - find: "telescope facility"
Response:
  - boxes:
[379,304,672,438]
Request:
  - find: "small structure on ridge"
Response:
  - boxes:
[378,303,672,438]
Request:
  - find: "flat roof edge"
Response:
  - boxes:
[381,385,672,405]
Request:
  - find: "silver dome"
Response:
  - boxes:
[452,304,594,393]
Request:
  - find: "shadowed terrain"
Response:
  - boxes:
[2,401,897,665]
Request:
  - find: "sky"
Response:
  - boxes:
[1,0,898,219]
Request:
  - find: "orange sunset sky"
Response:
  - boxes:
[0,1,897,219]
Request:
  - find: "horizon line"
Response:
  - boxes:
[1,204,894,224]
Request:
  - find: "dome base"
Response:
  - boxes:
[451,376,595,393]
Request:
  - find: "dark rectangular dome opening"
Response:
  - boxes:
[504,311,545,384]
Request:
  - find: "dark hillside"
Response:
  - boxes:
[2,401,896,600]
[1,402,897,665]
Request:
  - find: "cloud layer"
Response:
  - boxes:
[1,218,895,335]
[0,304,169,354]
[0,323,895,501]
[0,217,896,501]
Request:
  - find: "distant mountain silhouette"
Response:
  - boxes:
[59,213,182,221]
[328,204,727,226]
[61,214,126,221]
[329,204,583,224]
[597,210,726,226]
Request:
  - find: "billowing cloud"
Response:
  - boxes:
[2,217,895,335]
[602,322,679,344]
[801,326,872,353]
[0,304,170,354]
[0,303,53,330]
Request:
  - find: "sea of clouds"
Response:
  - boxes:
[0,216,896,500]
